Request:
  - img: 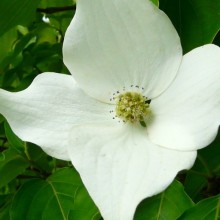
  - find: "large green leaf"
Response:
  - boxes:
[67,187,101,220]
[160,0,220,53]
[0,148,29,188]
[4,121,25,153]
[0,0,40,37]
[134,181,194,220]
[10,168,100,220]
[178,194,220,219]
[0,195,12,220]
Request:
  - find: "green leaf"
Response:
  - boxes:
[160,0,220,53]
[134,181,194,220]
[0,0,40,37]
[150,0,159,6]
[214,31,220,47]
[0,148,29,188]
[0,195,12,220]
[1,29,36,80]
[68,187,101,220]
[178,194,220,220]
[184,163,207,202]
[26,143,53,173]
[10,168,100,220]
[37,0,75,36]
[4,121,25,153]
[0,28,18,72]
[184,132,220,201]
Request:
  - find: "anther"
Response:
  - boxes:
[145,100,151,104]
[115,91,151,125]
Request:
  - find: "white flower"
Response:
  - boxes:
[0,0,220,219]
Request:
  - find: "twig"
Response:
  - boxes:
[37,6,76,14]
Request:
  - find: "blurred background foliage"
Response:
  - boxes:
[0,0,220,219]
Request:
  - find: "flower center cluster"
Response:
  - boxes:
[115,92,151,126]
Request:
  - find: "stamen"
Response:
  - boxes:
[114,91,151,125]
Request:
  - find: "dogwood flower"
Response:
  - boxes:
[0,0,220,219]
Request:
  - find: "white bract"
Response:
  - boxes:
[0,0,220,219]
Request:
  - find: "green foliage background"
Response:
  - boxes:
[0,0,220,219]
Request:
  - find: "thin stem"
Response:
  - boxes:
[37,6,76,14]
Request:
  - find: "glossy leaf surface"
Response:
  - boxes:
[134,181,194,220]
[10,168,99,220]
[160,0,220,52]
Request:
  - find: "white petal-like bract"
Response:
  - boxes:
[63,0,182,102]
[68,124,197,220]
[149,44,220,151]
[0,73,111,160]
